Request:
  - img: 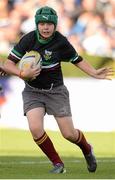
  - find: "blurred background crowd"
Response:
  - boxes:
[0,0,115,58]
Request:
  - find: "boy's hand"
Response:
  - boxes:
[0,66,7,76]
[20,62,41,80]
[95,67,114,80]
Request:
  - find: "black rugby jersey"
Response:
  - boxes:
[8,31,83,89]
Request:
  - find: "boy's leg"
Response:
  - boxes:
[34,131,63,166]
[74,129,97,172]
[26,108,65,173]
[55,116,97,172]
[34,131,66,173]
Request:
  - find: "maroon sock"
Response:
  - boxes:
[75,129,91,155]
[34,132,63,166]
[68,129,91,155]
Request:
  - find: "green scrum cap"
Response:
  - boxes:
[35,6,58,27]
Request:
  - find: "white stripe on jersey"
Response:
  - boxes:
[10,52,21,60]
[42,62,59,69]
[70,55,79,62]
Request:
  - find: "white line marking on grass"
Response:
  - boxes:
[0,159,115,165]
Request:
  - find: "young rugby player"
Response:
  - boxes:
[2,6,112,173]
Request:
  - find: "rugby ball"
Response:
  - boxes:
[18,51,42,70]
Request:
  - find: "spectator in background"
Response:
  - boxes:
[0,0,115,58]
[103,0,115,57]
[81,0,97,11]
[0,0,21,53]
[0,76,11,119]
[78,11,112,56]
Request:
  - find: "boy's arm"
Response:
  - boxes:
[3,60,21,77]
[75,59,113,80]
[3,59,41,80]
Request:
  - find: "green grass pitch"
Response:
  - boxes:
[0,128,115,179]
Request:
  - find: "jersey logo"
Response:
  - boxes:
[44,50,52,60]
[42,15,48,20]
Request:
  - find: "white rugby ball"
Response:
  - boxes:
[18,51,42,70]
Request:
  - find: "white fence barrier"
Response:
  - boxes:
[0,77,115,131]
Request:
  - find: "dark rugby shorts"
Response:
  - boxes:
[22,84,72,117]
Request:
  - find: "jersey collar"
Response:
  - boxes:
[36,30,55,44]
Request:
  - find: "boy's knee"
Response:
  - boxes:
[62,132,76,142]
[30,127,44,139]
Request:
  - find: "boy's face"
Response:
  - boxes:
[37,22,55,39]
